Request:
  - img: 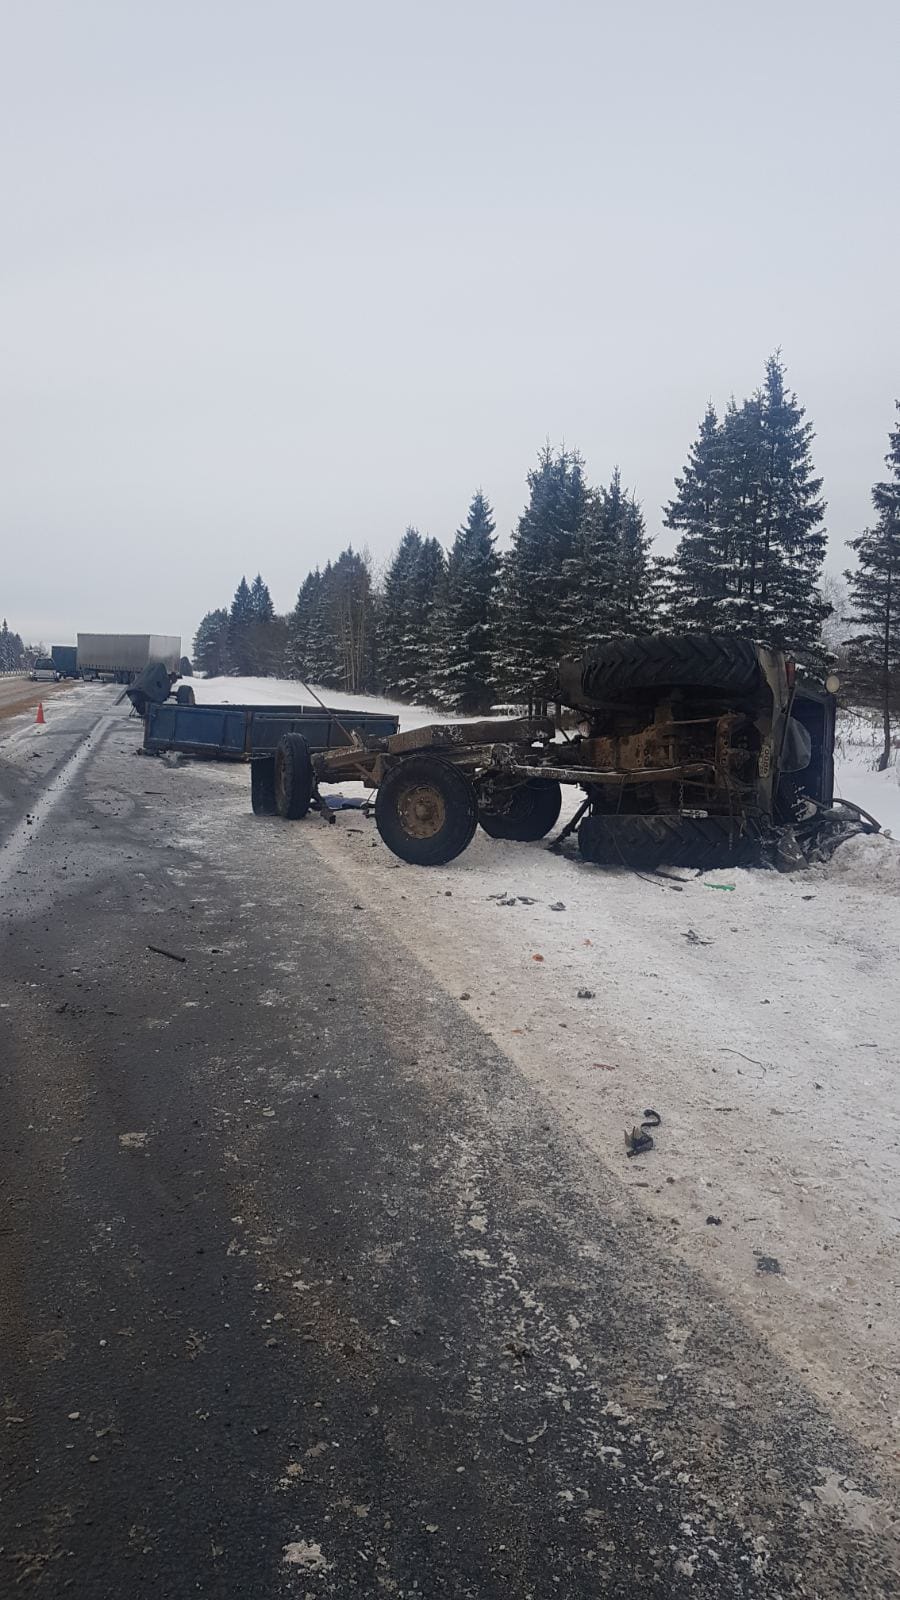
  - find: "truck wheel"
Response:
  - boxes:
[175,685,196,706]
[274,733,313,819]
[578,635,761,702]
[251,757,278,816]
[578,812,760,870]
[478,779,562,841]
[375,757,477,865]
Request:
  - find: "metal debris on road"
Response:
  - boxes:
[147,944,186,963]
[625,1109,661,1157]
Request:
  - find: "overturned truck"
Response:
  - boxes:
[252,635,876,869]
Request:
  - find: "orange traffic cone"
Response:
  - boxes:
[35,701,45,725]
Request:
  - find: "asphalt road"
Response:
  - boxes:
[0,695,895,1597]
[0,676,76,724]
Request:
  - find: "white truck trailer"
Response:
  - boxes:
[77,633,181,684]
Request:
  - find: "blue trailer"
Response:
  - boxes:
[140,700,399,761]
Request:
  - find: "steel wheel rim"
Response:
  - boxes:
[398,783,446,840]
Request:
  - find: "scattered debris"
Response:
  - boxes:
[721,1047,766,1068]
[549,901,566,911]
[118,1131,149,1150]
[681,929,713,946]
[576,988,595,999]
[147,944,186,963]
[532,954,545,962]
[504,1339,533,1364]
[706,1215,722,1226]
[625,1109,661,1158]
[755,1253,783,1275]
[704,882,735,892]
[282,1540,331,1572]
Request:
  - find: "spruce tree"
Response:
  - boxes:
[664,403,726,627]
[604,469,656,632]
[408,535,447,702]
[304,562,340,685]
[228,577,254,675]
[560,486,620,652]
[844,402,900,768]
[330,547,376,693]
[250,573,275,622]
[440,491,499,713]
[193,609,230,677]
[378,528,424,698]
[0,618,25,671]
[753,354,828,655]
[495,445,587,706]
[665,356,828,657]
[287,570,320,678]
[244,573,277,673]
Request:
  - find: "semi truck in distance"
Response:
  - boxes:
[51,644,78,678]
[77,633,181,684]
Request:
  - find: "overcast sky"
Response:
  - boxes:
[1,0,897,651]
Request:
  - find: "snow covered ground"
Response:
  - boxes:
[184,675,900,1484]
[179,674,443,733]
[304,810,900,1487]
[833,707,900,839]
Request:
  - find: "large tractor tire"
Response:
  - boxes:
[250,757,278,816]
[375,757,478,866]
[274,733,313,819]
[578,811,761,871]
[579,635,761,702]
[478,779,562,842]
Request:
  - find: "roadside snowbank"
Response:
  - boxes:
[179,675,444,732]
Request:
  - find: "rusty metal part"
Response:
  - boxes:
[549,796,590,852]
[397,782,447,840]
[385,717,553,754]
[503,761,717,785]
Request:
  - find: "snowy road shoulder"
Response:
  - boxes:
[300,802,900,1485]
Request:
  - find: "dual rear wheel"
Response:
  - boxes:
[375,766,564,864]
[250,734,313,818]
[254,739,564,866]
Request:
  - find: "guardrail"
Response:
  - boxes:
[0,670,27,679]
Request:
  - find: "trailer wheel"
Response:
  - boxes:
[578,812,761,870]
[375,757,477,865]
[579,635,761,702]
[175,684,196,706]
[274,733,313,819]
[478,779,562,841]
[251,757,278,816]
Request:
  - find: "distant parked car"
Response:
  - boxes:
[30,656,60,682]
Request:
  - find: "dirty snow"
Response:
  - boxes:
[303,803,900,1479]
